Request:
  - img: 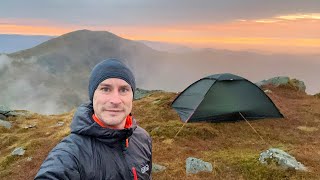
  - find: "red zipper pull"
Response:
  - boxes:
[126,138,129,148]
[132,167,138,180]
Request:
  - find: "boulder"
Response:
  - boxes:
[0,113,6,120]
[0,119,12,129]
[152,163,166,173]
[11,147,25,156]
[134,88,161,100]
[186,157,213,174]
[291,79,306,92]
[259,148,307,171]
[0,105,11,116]
[256,76,306,92]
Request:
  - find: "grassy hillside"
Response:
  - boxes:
[1,85,320,179]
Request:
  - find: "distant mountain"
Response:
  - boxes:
[138,40,193,53]
[1,29,319,114]
[0,34,54,53]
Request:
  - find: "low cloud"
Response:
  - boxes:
[0,55,83,114]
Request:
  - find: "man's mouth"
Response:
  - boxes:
[105,109,123,112]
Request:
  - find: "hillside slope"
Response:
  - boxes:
[1,85,320,179]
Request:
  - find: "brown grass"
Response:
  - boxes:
[1,87,320,179]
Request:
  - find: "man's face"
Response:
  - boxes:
[93,78,133,129]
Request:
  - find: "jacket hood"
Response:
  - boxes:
[70,102,137,145]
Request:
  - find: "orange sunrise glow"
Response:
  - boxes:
[1,13,319,54]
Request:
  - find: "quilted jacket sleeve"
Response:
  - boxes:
[34,139,81,180]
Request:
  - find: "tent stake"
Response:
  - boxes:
[239,112,271,147]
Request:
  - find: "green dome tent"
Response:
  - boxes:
[171,73,284,123]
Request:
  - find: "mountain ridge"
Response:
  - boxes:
[1,29,319,114]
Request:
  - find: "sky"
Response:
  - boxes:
[0,0,320,54]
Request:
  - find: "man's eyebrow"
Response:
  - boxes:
[98,83,112,87]
[98,83,130,88]
[120,84,131,88]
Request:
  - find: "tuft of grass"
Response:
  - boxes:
[145,120,218,140]
[0,127,12,134]
[0,135,19,150]
[0,155,20,170]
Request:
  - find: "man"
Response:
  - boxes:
[35,59,152,180]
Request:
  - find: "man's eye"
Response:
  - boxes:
[120,88,130,93]
[101,87,111,92]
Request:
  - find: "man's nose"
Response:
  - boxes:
[109,91,122,104]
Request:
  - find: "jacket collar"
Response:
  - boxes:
[70,102,137,145]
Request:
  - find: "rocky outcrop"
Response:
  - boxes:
[256,76,306,92]
[134,88,161,100]
[0,105,11,117]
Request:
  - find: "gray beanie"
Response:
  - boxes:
[88,58,136,102]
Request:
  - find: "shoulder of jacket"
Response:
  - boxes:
[53,134,93,155]
[134,126,150,137]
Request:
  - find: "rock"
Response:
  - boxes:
[0,114,7,120]
[291,79,306,92]
[152,163,166,173]
[27,157,33,161]
[0,106,32,118]
[256,76,306,92]
[186,157,213,174]
[0,105,11,116]
[134,88,161,100]
[0,119,12,129]
[8,111,32,117]
[24,124,36,129]
[259,148,307,171]
[11,147,25,156]
[56,121,64,126]
[256,76,290,87]
[264,89,272,93]
[50,121,65,127]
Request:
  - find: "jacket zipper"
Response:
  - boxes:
[132,167,138,180]
[120,139,137,180]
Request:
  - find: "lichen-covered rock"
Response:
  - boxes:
[186,157,213,174]
[259,148,307,171]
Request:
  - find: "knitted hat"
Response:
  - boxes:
[88,58,136,102]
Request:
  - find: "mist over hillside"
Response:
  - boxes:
[138,40,193,53]
[1,30,319,114]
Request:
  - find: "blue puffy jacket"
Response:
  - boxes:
[35,103,152,180]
